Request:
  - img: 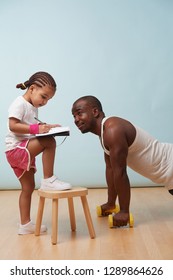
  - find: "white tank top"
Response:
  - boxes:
[100,117,173,190]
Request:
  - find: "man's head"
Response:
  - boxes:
[72,95,105,134]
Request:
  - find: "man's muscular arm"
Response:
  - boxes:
[100,153,118,215]
[104,124,131,226]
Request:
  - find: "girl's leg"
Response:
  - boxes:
[27,136,56,178]
[26,136,71,191]
[19,169,35,224]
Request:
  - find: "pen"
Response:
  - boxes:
[34,117,44,124]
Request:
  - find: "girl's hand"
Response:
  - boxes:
[38,123,61,134]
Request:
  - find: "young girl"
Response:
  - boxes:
[5,71,71,235]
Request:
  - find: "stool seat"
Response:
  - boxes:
[35,187,96,244]
[37,187,88,199]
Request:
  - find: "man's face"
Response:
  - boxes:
[72,100,95,133]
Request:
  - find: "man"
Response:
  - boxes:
[72,95,173,227]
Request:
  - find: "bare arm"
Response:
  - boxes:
[109,146,130,213]
[9,117,60,134]
[104,123,131,226]
[99,153,118,215]
[105,152,118,204]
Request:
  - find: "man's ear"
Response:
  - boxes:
[92,107,100,118]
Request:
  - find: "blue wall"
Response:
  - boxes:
[1,0,173,189]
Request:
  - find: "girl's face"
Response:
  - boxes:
[25,84,55,108]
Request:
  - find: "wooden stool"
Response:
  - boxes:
[35,187,96,244]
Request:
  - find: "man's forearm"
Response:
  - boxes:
[106,166,117,204]
[114,172,131,212]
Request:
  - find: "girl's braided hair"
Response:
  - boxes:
[16,71,56,90]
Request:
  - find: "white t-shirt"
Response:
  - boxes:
[5,96,38,151]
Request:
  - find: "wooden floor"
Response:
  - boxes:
[0,187,173,260]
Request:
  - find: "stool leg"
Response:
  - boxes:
[35,197,45,236]
[52,198,58,245]
[80,195,96,239]
[68,197,76,231]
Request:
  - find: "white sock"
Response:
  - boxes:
[20,220,32,227]
[43,175,55,182]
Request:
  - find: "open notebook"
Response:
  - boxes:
[36,126,70,137]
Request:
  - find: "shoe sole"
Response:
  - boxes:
[40,186,72,191]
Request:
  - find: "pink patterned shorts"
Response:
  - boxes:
[5,139,36,179]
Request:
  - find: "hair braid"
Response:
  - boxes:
[16,71,56,90]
